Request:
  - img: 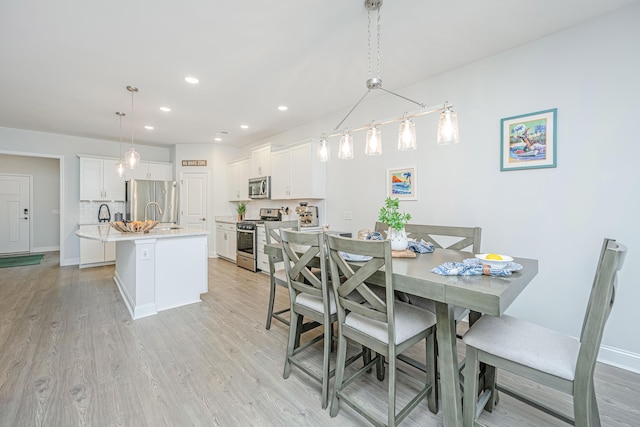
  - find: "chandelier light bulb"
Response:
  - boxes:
[398,118,417,151]
[437,108,460,145]
[115,160,125,177]
[318,135,330,162]
[338,130,354,160]
[365,125,382,155]
[126,148,140,169]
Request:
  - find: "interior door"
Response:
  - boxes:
[0,174,30,254]
[180,172,208,230]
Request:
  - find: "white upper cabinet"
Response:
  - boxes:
[125,162,173,181]
[270,140,325,200]
[250,146,271,178]
[80,157,126,201]
[228,159,250,201]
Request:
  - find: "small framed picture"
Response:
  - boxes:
[386,166,417,200]
[500,108,557,171]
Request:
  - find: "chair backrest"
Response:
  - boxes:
[264,220,299,273]
[326,234,397,342]
[280,229,328,306]
[576,238,627,386]
[405,223,482,253]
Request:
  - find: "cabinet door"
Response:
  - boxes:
[103,160,126,201]
[237,160,250,200]
[80,157,104,200]
[256,226,269,271]
[251,146,271,177]
[227,227,237,259]
[227,162,241,201]
[270,150,290,199]
[216,226,227,257]
[148,163,172,180]
[290,141,325,199]
[80,237,104,264]
[128,163,149,180]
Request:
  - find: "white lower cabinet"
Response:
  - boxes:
[79,225,116,267]
[216,223,237,261]
[257,225,269,272]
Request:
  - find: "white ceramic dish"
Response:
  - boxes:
[475,253,513,269]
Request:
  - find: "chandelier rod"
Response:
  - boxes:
[326,102,450,138]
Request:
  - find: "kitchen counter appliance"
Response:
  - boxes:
[236,208,281,272]
[125,179,178,223]
[295,204,319,228]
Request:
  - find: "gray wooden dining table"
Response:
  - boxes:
[264,243,539,426]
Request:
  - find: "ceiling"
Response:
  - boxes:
[1,0,637,149]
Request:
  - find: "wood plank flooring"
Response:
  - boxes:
[0,253,638,426]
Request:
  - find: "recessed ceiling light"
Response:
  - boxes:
[185,76,199,84]
[214,137,222,142]
[240,124,249,129]
[144,125,154,130]
[159,106,171,112]
[278,106,288,111]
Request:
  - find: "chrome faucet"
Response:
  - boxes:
[144,202,163,222]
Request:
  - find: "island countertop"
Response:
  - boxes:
[76,224,209,242]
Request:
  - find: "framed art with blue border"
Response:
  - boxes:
[500,108,557,171]
[386,166,417,200]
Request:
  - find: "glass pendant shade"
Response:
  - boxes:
[126,148,140,169]
[365,125,382,156]
[115,160,125,177]
[338,130,354,160]
[437,108,459,145]
[398,118,417,151]
[318,135,330,162]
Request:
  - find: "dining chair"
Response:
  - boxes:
[462,238,627,427]
[326,234,438,426]
[280,229,340,409]
[264,220,299,329]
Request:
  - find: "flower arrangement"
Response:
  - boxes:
[377,197,411,231]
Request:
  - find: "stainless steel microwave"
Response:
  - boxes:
[248,176,270,199]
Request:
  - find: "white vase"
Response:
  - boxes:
[387,227,408,251]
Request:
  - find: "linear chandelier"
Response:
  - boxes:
[317,0,459,162]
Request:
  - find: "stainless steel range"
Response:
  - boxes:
[236,208,281,272]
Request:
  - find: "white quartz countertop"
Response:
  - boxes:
[214,216,238,224]
[76,224,209,242]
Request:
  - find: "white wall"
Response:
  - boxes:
[0,154,60,251]
[249,5,640,372]
[0,127,171,265]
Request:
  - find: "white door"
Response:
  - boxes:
[0,174,30,254]
[180,172,208,230]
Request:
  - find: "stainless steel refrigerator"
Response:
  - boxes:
[125,179,179,223]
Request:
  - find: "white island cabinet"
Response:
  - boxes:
[76,226,208,319]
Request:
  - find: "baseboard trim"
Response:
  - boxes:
[32,245,60,252]
[599,345,640,374]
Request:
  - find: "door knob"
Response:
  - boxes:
[200,218,206,221]
[22,217,28,220]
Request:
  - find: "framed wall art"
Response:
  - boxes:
[386,166,417,200]
[500,108,557,171]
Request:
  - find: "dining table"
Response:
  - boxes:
[263,243,539,427]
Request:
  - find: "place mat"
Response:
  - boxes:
[392,249,416,258]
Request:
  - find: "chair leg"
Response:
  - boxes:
[426,332,439,414]
[376,355,386,381]
[283,310,299,379]
[574,381,601,427]
[483,365,497,412]
[321,321,332,409]
[463,346,480,427]
[330,333,348,417]
[265,278,277,329]
[363,347,372,373]
[388,350,397,427]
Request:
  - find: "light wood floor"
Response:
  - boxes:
[1,253,639,426]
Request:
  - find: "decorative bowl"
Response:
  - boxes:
[109,220,159,233]
[475,253,513,269]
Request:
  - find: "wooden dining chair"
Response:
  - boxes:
[280,229,336,409]
[326,234,438,426]
[462,238,627,427]
[264,220,299,329]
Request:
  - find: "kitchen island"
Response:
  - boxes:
[76,225,209,319]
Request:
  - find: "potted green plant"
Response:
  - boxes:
[236,202,246,221]
[377,197,412,250]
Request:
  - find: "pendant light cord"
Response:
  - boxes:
[130,89,135,150]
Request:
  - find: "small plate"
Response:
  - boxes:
[475,253,513,269]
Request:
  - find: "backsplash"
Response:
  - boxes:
[79,201,125,224]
